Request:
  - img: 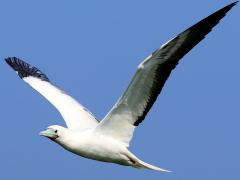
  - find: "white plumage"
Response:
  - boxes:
[5,2,237,172]
[24,76,98,131]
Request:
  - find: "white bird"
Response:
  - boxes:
[5,2,237,172]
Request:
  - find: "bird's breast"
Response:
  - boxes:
[59,131,128,164]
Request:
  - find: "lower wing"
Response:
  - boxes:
[6,57,99,131]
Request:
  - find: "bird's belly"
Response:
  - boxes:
[62,136,129,165]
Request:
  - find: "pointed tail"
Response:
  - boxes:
[125,149,171,172]
[136,159,171,172]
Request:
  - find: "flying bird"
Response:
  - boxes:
[5,2,237,172]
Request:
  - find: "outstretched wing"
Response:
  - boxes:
[6,57,99,131]
[96,2,238,146]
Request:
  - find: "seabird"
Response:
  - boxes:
[5,2,237,172]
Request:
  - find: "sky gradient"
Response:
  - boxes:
[0,0,239,179]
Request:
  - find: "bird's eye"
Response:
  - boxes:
[55,130,58,133]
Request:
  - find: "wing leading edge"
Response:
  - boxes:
[6,57,99,131]
[96,2,238,146]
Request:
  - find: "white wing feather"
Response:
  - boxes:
[6,58,98,131]
[24,77,98,131]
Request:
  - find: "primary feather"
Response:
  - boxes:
[5,57,99,131]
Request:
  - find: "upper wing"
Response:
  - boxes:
[5,57,99,131]
[95,2,238,146]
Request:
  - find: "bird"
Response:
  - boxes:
[5,2,237,172]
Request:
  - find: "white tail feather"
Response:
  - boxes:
[136,159,171,172]
[125,150,171,172]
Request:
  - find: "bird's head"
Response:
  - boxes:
[39,125,66,141]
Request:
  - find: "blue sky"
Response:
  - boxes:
[0,0,239,179]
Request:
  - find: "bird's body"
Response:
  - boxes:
[55,126,128,164]
[48,125,162,170]
[5,2,238,172]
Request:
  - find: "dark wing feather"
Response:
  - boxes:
[5,57,49,82]
[134,1,238,125]
[96,2,237,146]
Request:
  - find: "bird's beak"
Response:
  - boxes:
[39,129,59,140]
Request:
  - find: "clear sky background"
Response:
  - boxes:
[0,0,239,179]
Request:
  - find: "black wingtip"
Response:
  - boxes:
[219,1,238,15]
[225,1,238,10]
[232,1,239,6]
[5,57,50,82]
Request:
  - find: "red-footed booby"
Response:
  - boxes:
[5,2,238,172]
